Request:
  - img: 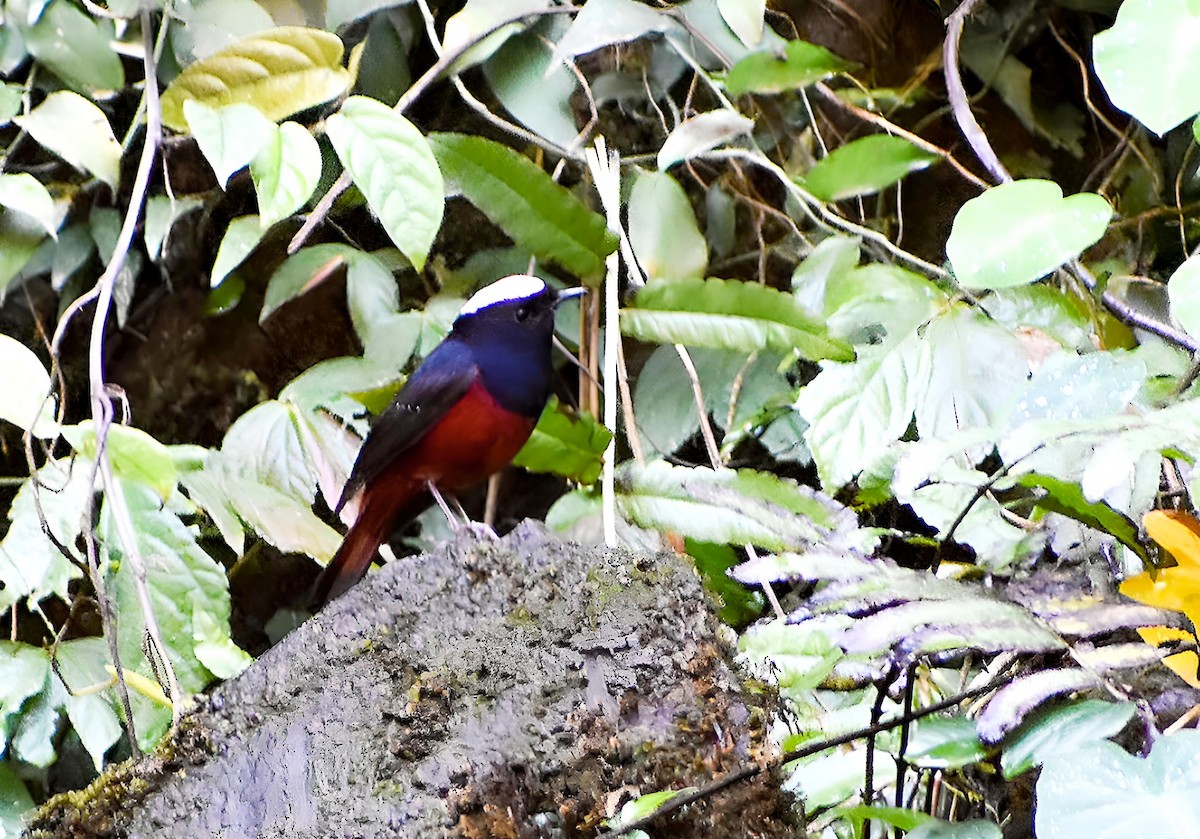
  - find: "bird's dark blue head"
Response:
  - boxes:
[449,275,584,417]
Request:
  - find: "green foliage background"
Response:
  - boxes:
[3,0,1200,835]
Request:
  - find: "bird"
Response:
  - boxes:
[312,274,586,605]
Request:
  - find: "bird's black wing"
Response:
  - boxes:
[334,340,478,513]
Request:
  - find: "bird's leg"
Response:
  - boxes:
[425,481,498,540]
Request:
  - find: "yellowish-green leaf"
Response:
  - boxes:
[60,422,178,500]
[0,334,56,438]
[14,91,121,187]
[160,26,351,132]
[210,215,266,287]
[0,173,60,238]
[184,100,276,188]
[326,96,444,271]
[251,121,321,227]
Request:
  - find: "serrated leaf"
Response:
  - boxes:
[210,214,265,287]
[0,172,59,237]
[946,180,1112,290]
[251,120,321,227]
[619,460,856,551]
[1035,731,1200,838]
[1093,0,1200,136]
[160,26,351,132]
[512,397,612,484]
[1000,699,1135,777]
[60,421,178,500]
[14,90,121,187]
[976,669,1102,743]
[429,132,616,280]
[327,96,444,271]
[657,111,754,170]
[725,38,856,95]
[0,332,55,437]
[802,135,939,202]
[221,399,316,502]
[0,460,91,612]
[23,0,124,94]
[621,276,853,360]
[628,170,708,281]
[184,100,276,188]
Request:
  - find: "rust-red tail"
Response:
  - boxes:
[312,489,434,607]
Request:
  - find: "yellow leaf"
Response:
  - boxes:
[1135,626,1200,689]
[1144,509,1200,566]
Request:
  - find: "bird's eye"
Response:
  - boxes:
[515,306,530,322]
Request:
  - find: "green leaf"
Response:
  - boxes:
[0,83,23,126]
[160,26,351,132]
[55,638,122,772]
[483,27,580,150]
[686,539,763,624]
[0,460,91,612]
[657,111,754,170]
[0,173,60,237]
[907,820,1002,839]
[834,805,933,833]
[1168,253,1200,339]
[1093,0,1200,136]
[621,276,853,361]
[946,180,1112,290]
[0,642,50,741]
[220,400,316,502]
[619,460,856,551]
[1017,473,1145,561]
[551,0,673,62]
[725,38,856,95]
[14,90,121,187]
[443,0,549,69]
[430,133,616,280]
[739,618,844,691]
[512,397,612,484]
[717,0,764,47]
[608,787,698,830]
[0,761,35,837]
[326,96,444,272]
[1001,699,1135,779]
[801,135,938,202]
[628,170,708,281]
[191,593,252,678]
[260,243,357,322]
[60,422,178,500]
[0,211,46,297]
[23,0,124,94]
[210,214,265,287]
[907,716,989,769]
[251,121,321,228]
[183,100,276,188]
[222,470,343,561]
[0,333,55,437]
[144,195,204,262]
[1035,730,1200,838]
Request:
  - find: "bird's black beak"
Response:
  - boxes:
[554,286,588,307]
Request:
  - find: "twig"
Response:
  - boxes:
[584,137,623,548]
[943,0,1012,185]
[83,9,183,736]
[601,668,1016,837]
[812,82,989,190]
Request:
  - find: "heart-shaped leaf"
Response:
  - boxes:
[1093,0,1200,136]
[251,121,321,228]
[946,180,1111,290]
[326,96,444,271]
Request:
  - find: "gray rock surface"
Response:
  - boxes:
[31,524,789,838]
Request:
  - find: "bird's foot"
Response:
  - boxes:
[426,481,499,541]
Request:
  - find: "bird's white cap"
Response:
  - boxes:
[458,275,548,317]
